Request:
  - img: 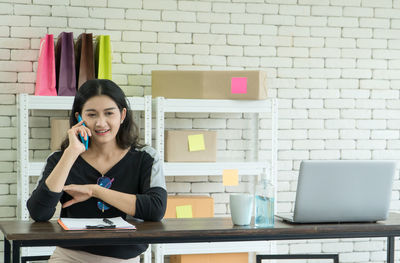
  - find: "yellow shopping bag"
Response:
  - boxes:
[95,35,112,80]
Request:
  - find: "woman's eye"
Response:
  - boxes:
[88,114,96,117]
[106,112,114,116]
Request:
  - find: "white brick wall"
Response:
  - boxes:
[1,0,400,261]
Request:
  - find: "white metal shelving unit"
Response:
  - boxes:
[17,94,152,262]
[153,97,278,263]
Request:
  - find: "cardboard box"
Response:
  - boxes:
[50,119,70,151]
[165,195,214,219]
[170,253,248,263]
[164,130,217,162]
[166,196,248,263]
[152,70,267,100]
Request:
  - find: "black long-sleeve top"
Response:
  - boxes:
[27,145,167,259]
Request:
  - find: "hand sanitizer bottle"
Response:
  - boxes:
[255,176,275,227]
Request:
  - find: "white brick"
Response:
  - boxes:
[279,109,308,119]
[325,119,356,129]
[0,61,31,72]
[356,99,386,109]
[296,16,326,27]
[360,80,390,89]
[376,8,400,18]
[310,150,340,159]
[122,53,157,64]
[245,24,277,35]
[357,140,386,149]
[342,69,371,79]
[212,2,245,13]
[227,56,259,67]
[293,37,324,47]
[178,1,211,12]
[360,18,390,28]
[211,24,243,35]
[141,43,175,54]
[342,109,371,119]
[159,32,191,43]
[343,6,374,17]
[293,99,323,109]
[175,44,208,55]
[194,55,225,66]
[163,11,196,22]
[193,119,226,129]
[166,182,191,193]
[310,48,340,58]
[106,19,140,30]
[0,15,29,26]
[227,35,260,46]
[326,58,355,68]
[312,6,342,16]
[322,242,353,253]
[310,69,341,78]
[373,150,400,159]
[278,88,308,98]
[196,13,229,23]
[310,27,341,37]
[263,15,295,25]
[329,17,358,27]
[142,21,175,32]
[113,64,141,75]
[18,72,36,83]
[342,150,372,159]
[308,130,339,139]
[324,99,355,109]
[375,29,400,39]
[309,109,340,118]
[125,9,160,20]
[374,69,400,79]
[244,46,275,57]
[357,119,386,129]
[279,26,310,37]
[68,18,104,29]
[343,28,372,38]
[70,0,105,7]
[297,79,327,89]
[0,207,14,218]
[341,89,370,99]
[326,140,356,149]
[293,140,324,150]
[51,6,88,17]
[0,26,9,37]
[371,89,399,99]
[90,7,124,18]
[261,36,291,48]
[293,119,323,129]
[246,3,278,14]
[231,13,262,24]
[293,58,323,68]
[193,33,225,45]
[0,72,16,82]
[279,150,309,160]
[357,39,387,49]
[192,183,224,193]
[279,130,307,140]
[326,38,356,48]
[108,0,141,8]
[279,5,310,16]
[14,4,50,15]
[340,129,370,139]
[342,48,371,58]
[143,0,177,10]
[11,50,38,61]
[389,60,400,69]
[358,59,387,69]
[112,42,140,53]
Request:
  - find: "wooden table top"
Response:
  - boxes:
[2,214,400,244]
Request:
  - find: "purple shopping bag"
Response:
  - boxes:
[35,34,57,96]
[55,32,76,96]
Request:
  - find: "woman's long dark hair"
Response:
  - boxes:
[60,79,143,151]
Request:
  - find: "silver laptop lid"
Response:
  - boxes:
[293,160,397,223]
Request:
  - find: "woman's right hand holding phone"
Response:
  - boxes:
[67,120,91,155]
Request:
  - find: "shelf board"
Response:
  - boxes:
[26,95,146,111]
[29,161,268,177]
[163,162,268,176]
[157,98,273,113]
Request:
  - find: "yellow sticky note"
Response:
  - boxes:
[188,134,205,152]
[223,169,239,186]
[176,205,193,218]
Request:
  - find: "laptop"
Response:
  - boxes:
[277,160,397,223]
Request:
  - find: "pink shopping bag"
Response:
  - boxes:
[35,34,57,96]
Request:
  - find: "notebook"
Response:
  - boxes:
[277,160,397,223]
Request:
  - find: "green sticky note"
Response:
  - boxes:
[188,134,205,152]
[176,205,193,218]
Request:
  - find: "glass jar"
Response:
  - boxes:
[255,177,275,227]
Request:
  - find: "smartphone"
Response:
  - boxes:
[78,114,89,150]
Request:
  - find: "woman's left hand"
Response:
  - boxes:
[62,184,95,208]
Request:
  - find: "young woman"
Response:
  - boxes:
[27,79,167,263]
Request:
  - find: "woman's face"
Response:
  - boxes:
[79,95,126,146]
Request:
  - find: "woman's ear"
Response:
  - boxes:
[120,108,127,124]
[74,112,80,121]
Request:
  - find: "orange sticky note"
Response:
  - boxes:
[188,134,205,152]
[231,77,247,94]
[223,169,239,186]
[176,205,193,218]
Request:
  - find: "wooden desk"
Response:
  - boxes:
[2,214,400,263]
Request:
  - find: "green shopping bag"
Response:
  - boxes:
[95,35,112,80]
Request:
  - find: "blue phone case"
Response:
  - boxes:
[78,115,88,150]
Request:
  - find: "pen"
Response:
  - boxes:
[103,218,114,225]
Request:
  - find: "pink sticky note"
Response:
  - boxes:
[231,77,247,94]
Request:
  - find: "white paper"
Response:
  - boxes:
[58,217,136,230]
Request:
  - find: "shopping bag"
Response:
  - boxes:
[35,34,57,96]
[55,32,76,96]
[75,33,95,89]
[95,35,112,80]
